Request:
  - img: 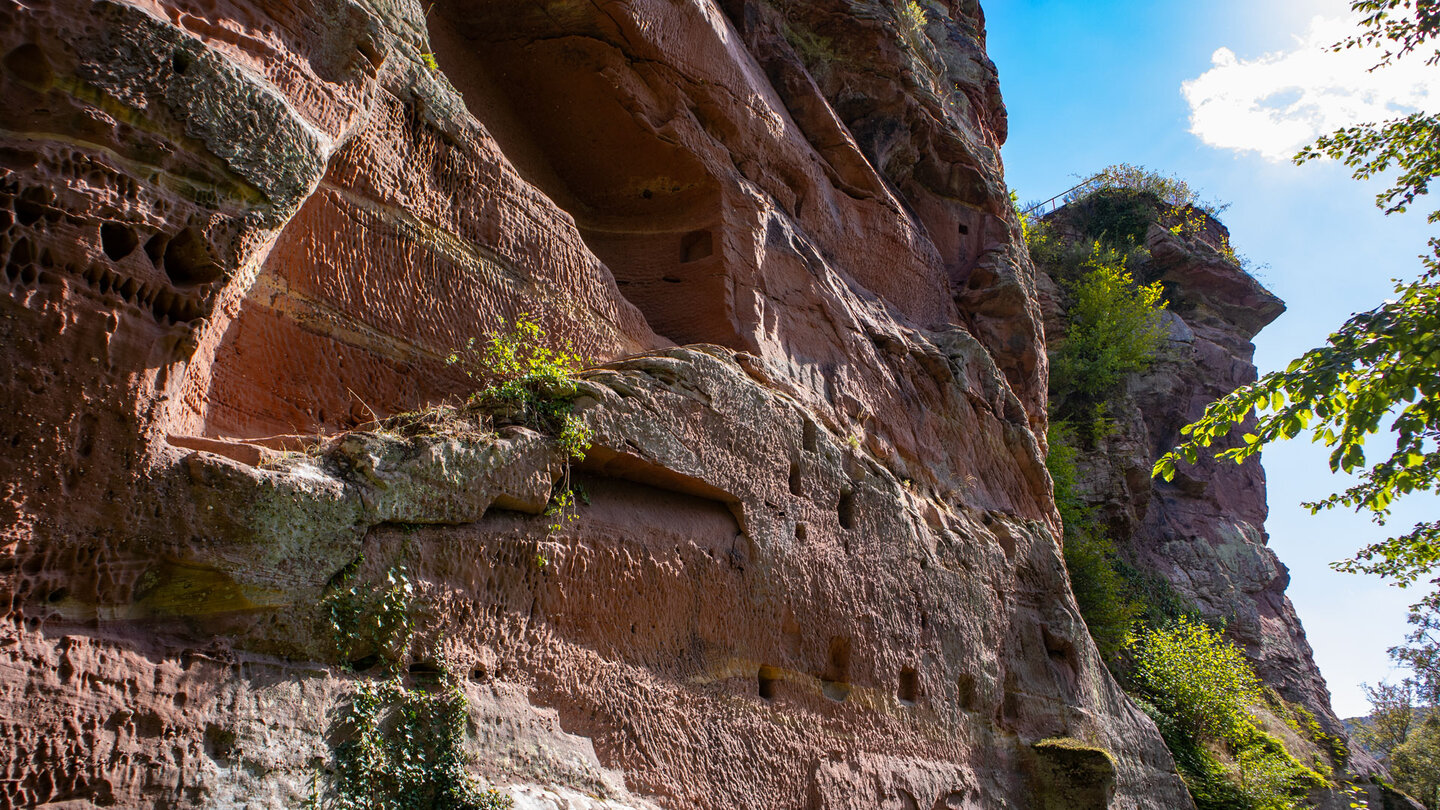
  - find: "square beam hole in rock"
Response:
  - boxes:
[758,666,781,701]
[838,490,855,530]
[680,229,713,262]
[899,667,919,705]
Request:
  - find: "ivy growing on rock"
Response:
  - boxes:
[321,557,415,668]
[329,669,512,810]
[314,560,511,809]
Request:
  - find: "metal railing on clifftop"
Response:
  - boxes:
[1020,174,1105,218]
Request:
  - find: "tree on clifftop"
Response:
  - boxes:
[1156,0,1440,633]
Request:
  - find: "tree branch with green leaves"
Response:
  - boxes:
[1334,0,1439,68]
[1297,112,1440,227]
[1155,0,1440,605]
[1154,278,1440,590]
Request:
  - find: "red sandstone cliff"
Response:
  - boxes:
[0,0,1283,807]
[1036,199,1413,809]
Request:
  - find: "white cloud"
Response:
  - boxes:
[1182,16,1437,161]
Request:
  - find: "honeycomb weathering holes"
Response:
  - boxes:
[162,227,223,286]
[100,223,139,261]
[3,44,52,86]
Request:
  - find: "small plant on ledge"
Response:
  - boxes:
[897,0,929,52]
[447,314,593,528]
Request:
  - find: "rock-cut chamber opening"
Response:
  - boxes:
[427,3,743,349]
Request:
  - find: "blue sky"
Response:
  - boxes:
[982,0,1438,717]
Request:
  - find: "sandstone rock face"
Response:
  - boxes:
[0,0,1204,807]
[1037,207,1410,808]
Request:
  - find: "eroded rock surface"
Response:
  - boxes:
[1037,204,1411,808]
[0,0,1234,807]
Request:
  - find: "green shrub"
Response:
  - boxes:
[1129,620,1325,810]
[1046,422,1086,525]
[1357,680,1419,762]
[1129,618,1262,741]
[1047,424,1141,659]
[1049,245,1168,424]
[1024,184,1153,281]
[1022,215,1052,260]
[1266,692,1346,767]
